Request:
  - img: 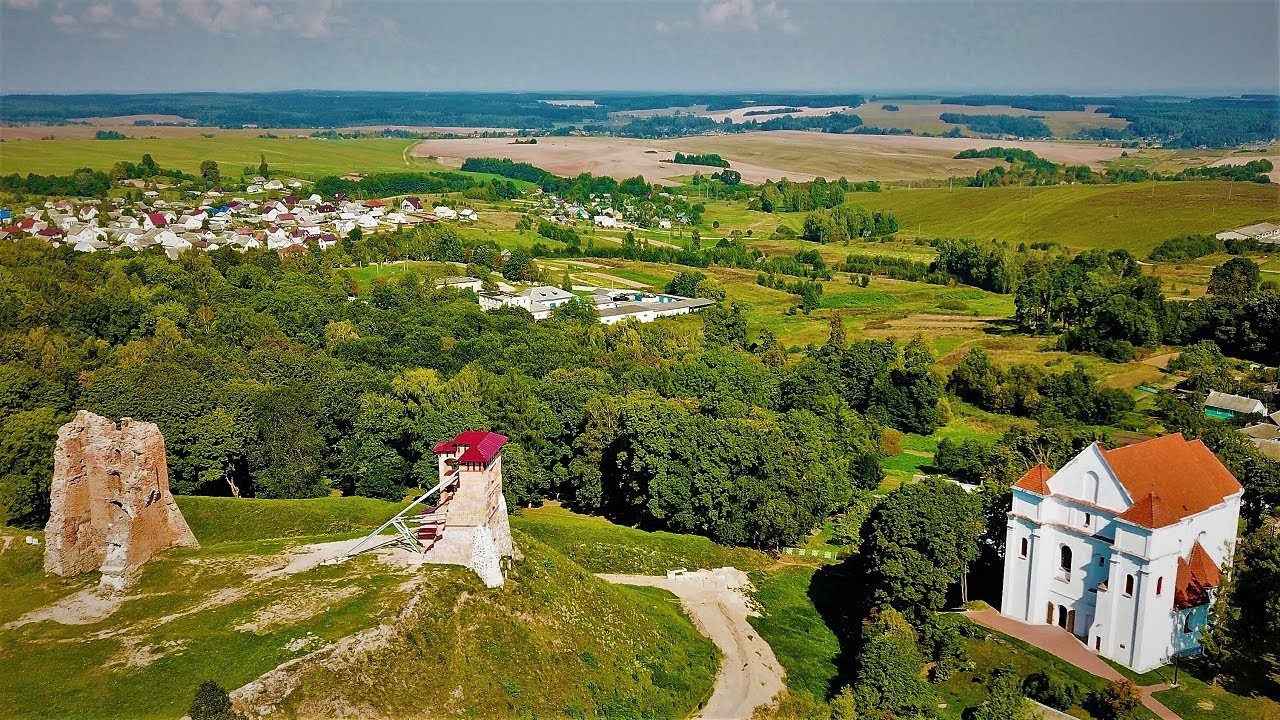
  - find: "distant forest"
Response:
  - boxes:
[0,92,864,131]
[1,91,1275,147]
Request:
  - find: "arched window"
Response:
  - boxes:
[1084,512,1092,528]
[1059,545,1073,579]
[1020,538,1029,558]
[1156,577,1164,595]
[1184,614,1193,633]
[1124,574,1135,596]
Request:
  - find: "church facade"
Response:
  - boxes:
[1000,434,1243,672]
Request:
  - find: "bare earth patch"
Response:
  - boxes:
[5,586,123,628]
[411,136,815,184]
[599,568,786,720]
[230,577,427,718]
[235,585,361,633]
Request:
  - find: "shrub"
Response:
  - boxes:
[190,681,244,720]
[1087,679,1142,720]
[1022,671,1087,711]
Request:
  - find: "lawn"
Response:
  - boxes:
[748,566,843,701]
[511,503,770,575]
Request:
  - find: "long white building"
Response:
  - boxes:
[1000,434,1243,672]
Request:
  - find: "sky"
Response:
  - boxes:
[1,0,1278,96]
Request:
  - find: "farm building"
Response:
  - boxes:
[436,276,483,292]
[1216,222,1280,243]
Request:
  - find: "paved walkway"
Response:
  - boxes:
[966,609,1181,720]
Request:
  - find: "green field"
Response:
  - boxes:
[846,181,1280,255]
[0,136,419,177]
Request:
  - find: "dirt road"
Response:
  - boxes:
[599,568,785,720]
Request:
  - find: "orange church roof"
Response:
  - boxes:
[1102,434,1242,528]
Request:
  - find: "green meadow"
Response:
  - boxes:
[0,136,419,177]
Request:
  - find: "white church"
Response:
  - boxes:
[1000,433,1243,672]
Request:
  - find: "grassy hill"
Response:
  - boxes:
[0,498,717,720]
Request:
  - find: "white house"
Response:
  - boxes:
[593,215,617,228]
[1001,434,1243,672]
[433,206,458,220]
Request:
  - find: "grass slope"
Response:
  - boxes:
[0,498,719,720]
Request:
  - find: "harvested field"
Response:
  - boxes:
[69,114,199,126]
[412,132,1143,184]
[672,131,1138,181]
[411,135,817,183]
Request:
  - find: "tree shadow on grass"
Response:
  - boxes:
[807,557,867,698]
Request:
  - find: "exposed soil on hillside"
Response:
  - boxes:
[599,568,786,720]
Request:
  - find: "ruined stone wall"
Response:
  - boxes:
[44,411,199,590]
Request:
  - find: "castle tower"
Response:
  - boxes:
[425,431,516,588]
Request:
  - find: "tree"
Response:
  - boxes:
[701,302,747,349]
[0,408,67,528]
[948,347,1002,408]
[199,160,221,185]
[1088,680,1142,720]
[854,608,936,717]
[250,384,328,499]
[140,153,158,176]
[258,153,269,178]
[501,248,538,282]
[859,478,983,623]
[1201,526,1280,690]
[1207,257,1261,304]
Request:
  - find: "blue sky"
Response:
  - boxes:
[1,0,1277,95]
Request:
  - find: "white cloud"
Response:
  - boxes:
[85,2,113,24]
[34,0,347,40]
[698,0,798,34]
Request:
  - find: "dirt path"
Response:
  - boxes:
[599,568,785,720]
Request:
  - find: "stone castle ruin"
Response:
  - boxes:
[43,411,199,591]
[338,430,517,588]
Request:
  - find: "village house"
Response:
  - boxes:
[1204,390,1267,419]
[1001,434,1242,672]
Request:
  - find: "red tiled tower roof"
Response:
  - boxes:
[1115,492,1180,529]
[431,430,508,464]
[1013,463,1052,494]
[1174,541,1223,610]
